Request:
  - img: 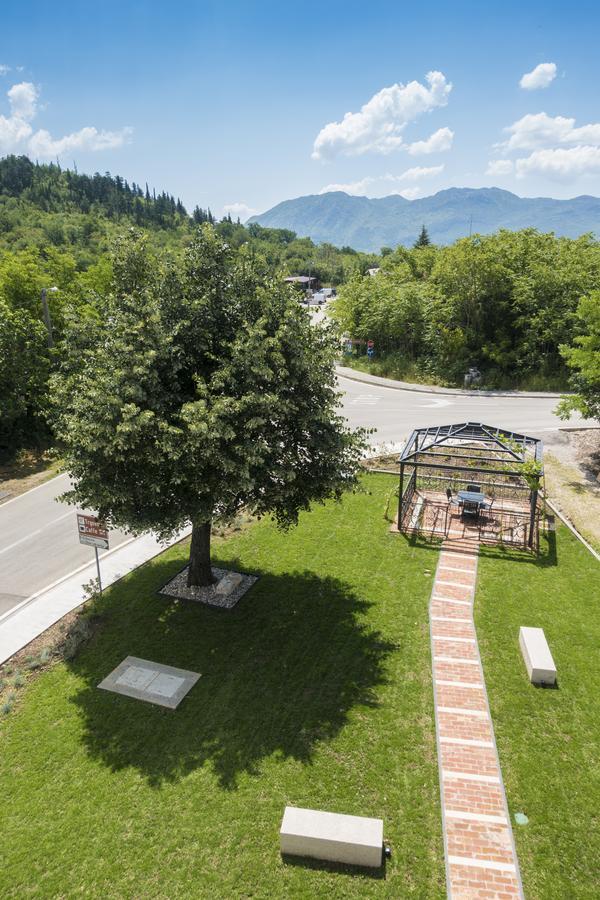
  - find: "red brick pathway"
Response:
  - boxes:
[430,534,524,899]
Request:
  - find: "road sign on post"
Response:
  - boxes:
[77,514,109,549]
[77,513,109,593]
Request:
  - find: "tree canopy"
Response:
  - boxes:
[557,290,600,422]
[334,229,600,389]
[51,226,367,585]
[0,154,376,462]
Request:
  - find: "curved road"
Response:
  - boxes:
[0,376,582,614]
[338,372,578,448]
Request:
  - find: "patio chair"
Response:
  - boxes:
[466,482,481,493]
[462,499,480,518]
[446,488,461,507]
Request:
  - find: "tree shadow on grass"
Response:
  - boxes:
[67,556,396,791]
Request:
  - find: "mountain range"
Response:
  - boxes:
[248,187,600,252]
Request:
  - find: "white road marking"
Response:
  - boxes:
[418,398,454,408]
[0,472,67,511]
[350,393,380,405]
[0,510,74,556]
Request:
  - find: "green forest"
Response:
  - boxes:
[2,153,600,464]
[0,155,376,462]
[333,228,600,390]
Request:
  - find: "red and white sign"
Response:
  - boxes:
[77,513,109,550]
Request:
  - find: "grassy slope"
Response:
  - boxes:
[341,355,568,392]
[0,451,61,501]
[476,528,600,900]
[0,475,445,899]
[544,453,600,553]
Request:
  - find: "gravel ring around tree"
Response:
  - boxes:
[159,567,258,609]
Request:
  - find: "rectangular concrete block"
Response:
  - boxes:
[519,626,557,685]
[280,806,383,868]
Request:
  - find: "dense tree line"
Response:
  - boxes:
[334,229,600,389]
[0,155,188,228]
[0,156,376,460]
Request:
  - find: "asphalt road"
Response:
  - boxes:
[338,372,578,448]
[0,374,581,615]
[0,474,130,615]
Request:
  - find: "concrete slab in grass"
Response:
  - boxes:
[98,656,200,709]
[519,627,557,686]
[280,805,383,868]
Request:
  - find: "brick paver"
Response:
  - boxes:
[430,537,524,899]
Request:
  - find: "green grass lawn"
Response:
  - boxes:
[477,528,600,900]
[0,475,446,899]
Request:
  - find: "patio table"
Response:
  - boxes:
[457,490,486,505]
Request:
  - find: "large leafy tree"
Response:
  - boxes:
[557,290,600,422]
[0,301,50,461]
[51,226,367,586]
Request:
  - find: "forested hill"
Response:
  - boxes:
[249,187,600,252]
[0,155,376,279]
[0,154,199,226]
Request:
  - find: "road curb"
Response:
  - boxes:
[335,365,568,399]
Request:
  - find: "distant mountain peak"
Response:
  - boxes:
[249,187,600,251]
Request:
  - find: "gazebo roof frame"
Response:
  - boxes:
[399,422,543,478]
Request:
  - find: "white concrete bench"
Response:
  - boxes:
[280,806,383,868]
[519,626,556,685]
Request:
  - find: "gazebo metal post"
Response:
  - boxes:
[528,483,539,548]
[398,462,405,529]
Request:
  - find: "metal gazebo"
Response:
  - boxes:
[397,422,543,549]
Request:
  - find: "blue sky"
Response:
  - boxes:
[2,1,600,218]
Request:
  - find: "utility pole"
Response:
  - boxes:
[40,286,58,348]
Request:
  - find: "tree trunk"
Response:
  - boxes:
[187,520,215,587]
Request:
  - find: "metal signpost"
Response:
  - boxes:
[76,513,109,592]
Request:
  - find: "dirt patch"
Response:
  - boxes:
[0,451,62,504]
[0,597,101,717]
[544,429,600,551]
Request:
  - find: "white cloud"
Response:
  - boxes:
[312,71,452,160]
[319,177,376,196]
[397,187,421,200]
[493,108,600,182]
[486,159,514,175]
[0,115,32,151]
[8,81,38,120]
[515,146,600,179]
[503,112,600,152]
[222,202,257,221]
[519,62,557,90]
[319,165,444,198]
[0,81,37,151]
[29,126,132,158]
[0,65,10,76]
[0,80,131,158]
[395,165,444,181]
[406,126,453,155]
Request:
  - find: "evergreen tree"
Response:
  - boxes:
[414,225,431,248]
